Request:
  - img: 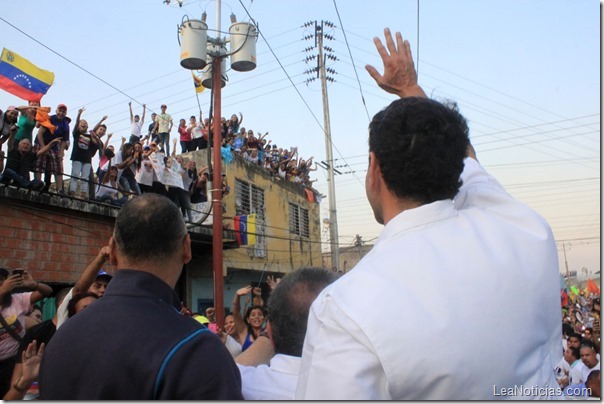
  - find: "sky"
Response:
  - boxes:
[0,0,600,277]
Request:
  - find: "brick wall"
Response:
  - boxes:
[0,202,115,284]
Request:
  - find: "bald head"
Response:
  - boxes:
[113,194,186,263]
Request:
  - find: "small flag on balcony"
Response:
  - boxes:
[0,48,54,102]
[234,214,256,245]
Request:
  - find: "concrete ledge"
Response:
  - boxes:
[0,184,238,249]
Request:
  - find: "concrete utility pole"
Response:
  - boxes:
[304,20,340,271]
[562,242,570,277]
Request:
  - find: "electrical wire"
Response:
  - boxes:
[236,1,365,189]
[332,0,371,121]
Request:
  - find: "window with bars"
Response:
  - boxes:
[289,203,310,238]
[235,179,266,257]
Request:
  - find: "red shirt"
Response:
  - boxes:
[179,126,191,142]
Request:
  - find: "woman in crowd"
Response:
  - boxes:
[227,113,243,136]
[231,286,266,352]
[178,118,191,153]
[190,167,209,204]
[95,165,127,207]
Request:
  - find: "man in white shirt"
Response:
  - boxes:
[128,101,146,145]
[557,346,583,388]
[295,28,561,400]
[579,342,600,383]
[236,268,338,400]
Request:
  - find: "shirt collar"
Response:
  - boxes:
[376,199,457,244]
[104,270,181,310]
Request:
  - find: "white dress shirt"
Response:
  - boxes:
[238,354,300,400]
[295,158,562,400]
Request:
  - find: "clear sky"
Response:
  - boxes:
[1,0,600,276]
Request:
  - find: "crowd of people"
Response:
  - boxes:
[554,289,601,396]
[0,27,600,400]
[0,100,319,215]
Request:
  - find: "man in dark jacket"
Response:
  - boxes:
[38,194,243,399]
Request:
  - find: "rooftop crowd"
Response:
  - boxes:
[0,100,319,217]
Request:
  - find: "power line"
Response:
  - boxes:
[236,1,364,191]
[332,0,371,121]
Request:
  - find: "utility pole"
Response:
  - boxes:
[303,20,340,271]
[210,0,225,328]
[177,0,257,327]
[354,234,364,260]
[562,242,570,277]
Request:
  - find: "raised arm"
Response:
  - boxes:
[20,271,52,304]
[141,104,146,124]
[73,246,110,295]
[365,28,426,99]
[232,286,252,337]
[74,107,85,131]
[92,115,108,134]
[16,105,39,121]
[128,102,133,123]
[36,138,62,157]
[5,125,19,152]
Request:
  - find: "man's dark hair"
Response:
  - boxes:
[113,194,186,262]
[368,97,469,204]
[67,292,98,318]
[267,268,339,357]
[562,323,574,337]
[568,332,582,343]
[586,369,600,388]
[99,124,107,130]
[567,346,580,361]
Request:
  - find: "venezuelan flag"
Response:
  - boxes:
[234,214,256,246]
[0,48,54,102]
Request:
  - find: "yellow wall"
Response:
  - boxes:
[182,149,322,276]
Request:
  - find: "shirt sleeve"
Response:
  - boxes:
[56,288,73,329]
[295,294,390,400]
[453,157,512,210]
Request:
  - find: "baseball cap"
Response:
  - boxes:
[6,106,17,112]
[57,104,67,111]
[96,269,112,280]
[193,315,210,325]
